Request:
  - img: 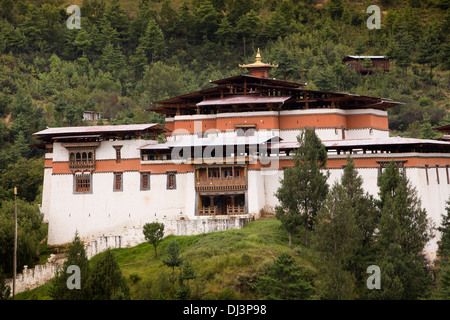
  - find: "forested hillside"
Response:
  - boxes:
[0,0,449,278]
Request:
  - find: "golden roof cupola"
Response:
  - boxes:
[239,48,278,78]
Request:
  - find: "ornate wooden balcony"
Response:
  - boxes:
[226,205,245,215]
[195,176,247,192]
[198,206,218,216]
[198,205,246,216]
[69,160,95,170]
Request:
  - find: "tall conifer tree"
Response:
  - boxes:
[49,232,90,300]
[436,199,450,299]
[275,128,328,247]
[369,162,433,299]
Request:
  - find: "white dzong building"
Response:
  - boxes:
[35,52,450,259]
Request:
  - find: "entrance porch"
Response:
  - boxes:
[198,193,246,216]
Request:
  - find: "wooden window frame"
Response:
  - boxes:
[446,165,449,185]
[114,172,123,191]
[74,173,92,194]
[140,172,150,191]
[436,165,440,185]
[114,146,123,163]
[167,172,176,190]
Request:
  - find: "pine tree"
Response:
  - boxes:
[81,0,106,22]
[341,157,379,247]
[275,128,328,247]
[193,0,222,41]
[177,0,193,44]
[361,57,373,70]
[102,0,129,47]
[73,26,93,56]
[215,16,236,46]
[227,0,254,24]
[50,232,90,300]
[19,3,46,47]
[437,199,450,259]
[354,37,366,55]
[416,26,441,83]
[255,252,314,300]
[271,47,298,81]
[101,42,126,73]
[275,185,302,248]
[370,162,433,299]
[85,249,130,300]
[262,7,289,40]
[64,104,84,126]
[139,19,166,62]
[387,28,415,73]
[129,0,157,44]
[315,67,337,91]
[99,18,120,48]
[9,88,33,120]
[436,199,450,299]
[176,261,197,299]
[162,240,183,282]
[314,156,379,298]
[11,130,29,161]
[378,162,433,254]
[84,96,96,111]
[179,261,196,287]
[0,19,28,53]
[326,0,344,20]
[419,121,439,140]
[236,10,260,57]
[313,182,360,299]
[129,45,148,79]
[159,0,178,37]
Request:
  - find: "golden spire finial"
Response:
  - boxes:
[239,48,278,78]
[255,48,262,63]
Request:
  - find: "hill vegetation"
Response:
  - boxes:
[13,217,320,300]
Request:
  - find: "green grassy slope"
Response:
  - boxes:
[14,217,319,300]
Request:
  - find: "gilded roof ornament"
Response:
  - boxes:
[239,48,278,69]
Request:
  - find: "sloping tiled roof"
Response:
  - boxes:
[196,95,292,106]
[34,124,170,137]
[270,137,450,149]
[141,135,280,150]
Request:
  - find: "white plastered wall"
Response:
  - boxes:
[405,167,450,258]
[345,128,389,139]
[95,140,149,160]
[260,165,448,258]
[41,167,53,223]
[247,170,266,214]
[46,171,196,245]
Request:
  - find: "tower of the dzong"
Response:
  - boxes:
[239,49,278,78]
